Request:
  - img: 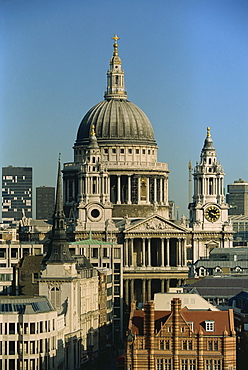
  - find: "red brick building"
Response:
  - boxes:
[125,298,236,370]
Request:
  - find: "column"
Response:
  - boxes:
[147,238,151,267]
[161,238,164,267]
[125,239,129,267]
[130,279,134,302]
[161,279,165,293]
[160,178,163,204]
[137,177,141,203]
[147,177,150,203]
[142,238,146,267]
[166,238,170,267]
[183,239,187,266]
[166,279,170,292]
[117,175,121,204]
[125,279,129,307]
[178,239,182,267]
[154,177,157,203]
[127,175,131,204]
[142,279,146,302]
[130,238,134,267]
[148,279,151,301]
[66,179,70,202]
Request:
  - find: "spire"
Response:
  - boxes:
[104,34,127,100]
[44,155,74,264]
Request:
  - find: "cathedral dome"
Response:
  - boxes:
[75,98,156,147]
[75,35,156,148]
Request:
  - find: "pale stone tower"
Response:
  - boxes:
[189,128,233,260]
[75,125,113,232]
[39,158,99,369]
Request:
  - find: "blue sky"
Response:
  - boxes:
[1,0,248,217]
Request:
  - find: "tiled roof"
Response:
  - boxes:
[131,308,232,336]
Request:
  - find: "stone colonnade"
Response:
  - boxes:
[124,237,187,268]
[124,278,187,306]
[110,174,168,205]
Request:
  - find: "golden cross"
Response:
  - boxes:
[112,34,120,43]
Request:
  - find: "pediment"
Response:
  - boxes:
[124,214,188,234]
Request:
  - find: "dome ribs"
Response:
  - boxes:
[76,99,156,146]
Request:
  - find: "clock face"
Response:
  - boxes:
[204,206,220,222]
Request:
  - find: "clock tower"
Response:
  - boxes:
[189,127,233,261]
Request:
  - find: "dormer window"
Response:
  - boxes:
[205,320,214,331]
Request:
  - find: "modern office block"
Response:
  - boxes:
[227,179,248,215]
[36,186,55,220]
[2,166,32,226]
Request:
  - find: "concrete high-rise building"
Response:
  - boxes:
[2,166,32,226]
[227,179,248,215]
[36,186,55,220]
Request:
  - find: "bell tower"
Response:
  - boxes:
[76,126,113,231]
[189,128,233,260]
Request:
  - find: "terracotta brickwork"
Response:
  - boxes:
[125,298,236,370]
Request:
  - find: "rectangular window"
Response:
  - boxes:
[92,248,98,258]
[114,248,121,259]
[206,359,212,370]
[0,249,6,258]
[30,323,35,334]
[128,149,132,154]
[120,148,124,154]
[159,340,164,350]
[24,323,28,334]
[9,323,15,334]
[181,359,188,370]
[156,359,163,370]
[9,341,15,355]
[30,341,35,354]
[11,249,18,258]
[189,359,196,370]
[24,341,28,354]
[136,149,139,154]
[208,341,213,351]
[9,359,15,370]
[214,360,221,370]
[205,320,215,331]
[112,148,116,154]
[214,341,218,351]
[104,148,108,154]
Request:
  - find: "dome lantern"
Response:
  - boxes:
[104,34,127,100]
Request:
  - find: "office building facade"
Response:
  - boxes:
[36,186,55,220]
[2,166,32,226]
[227,179,248,216]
